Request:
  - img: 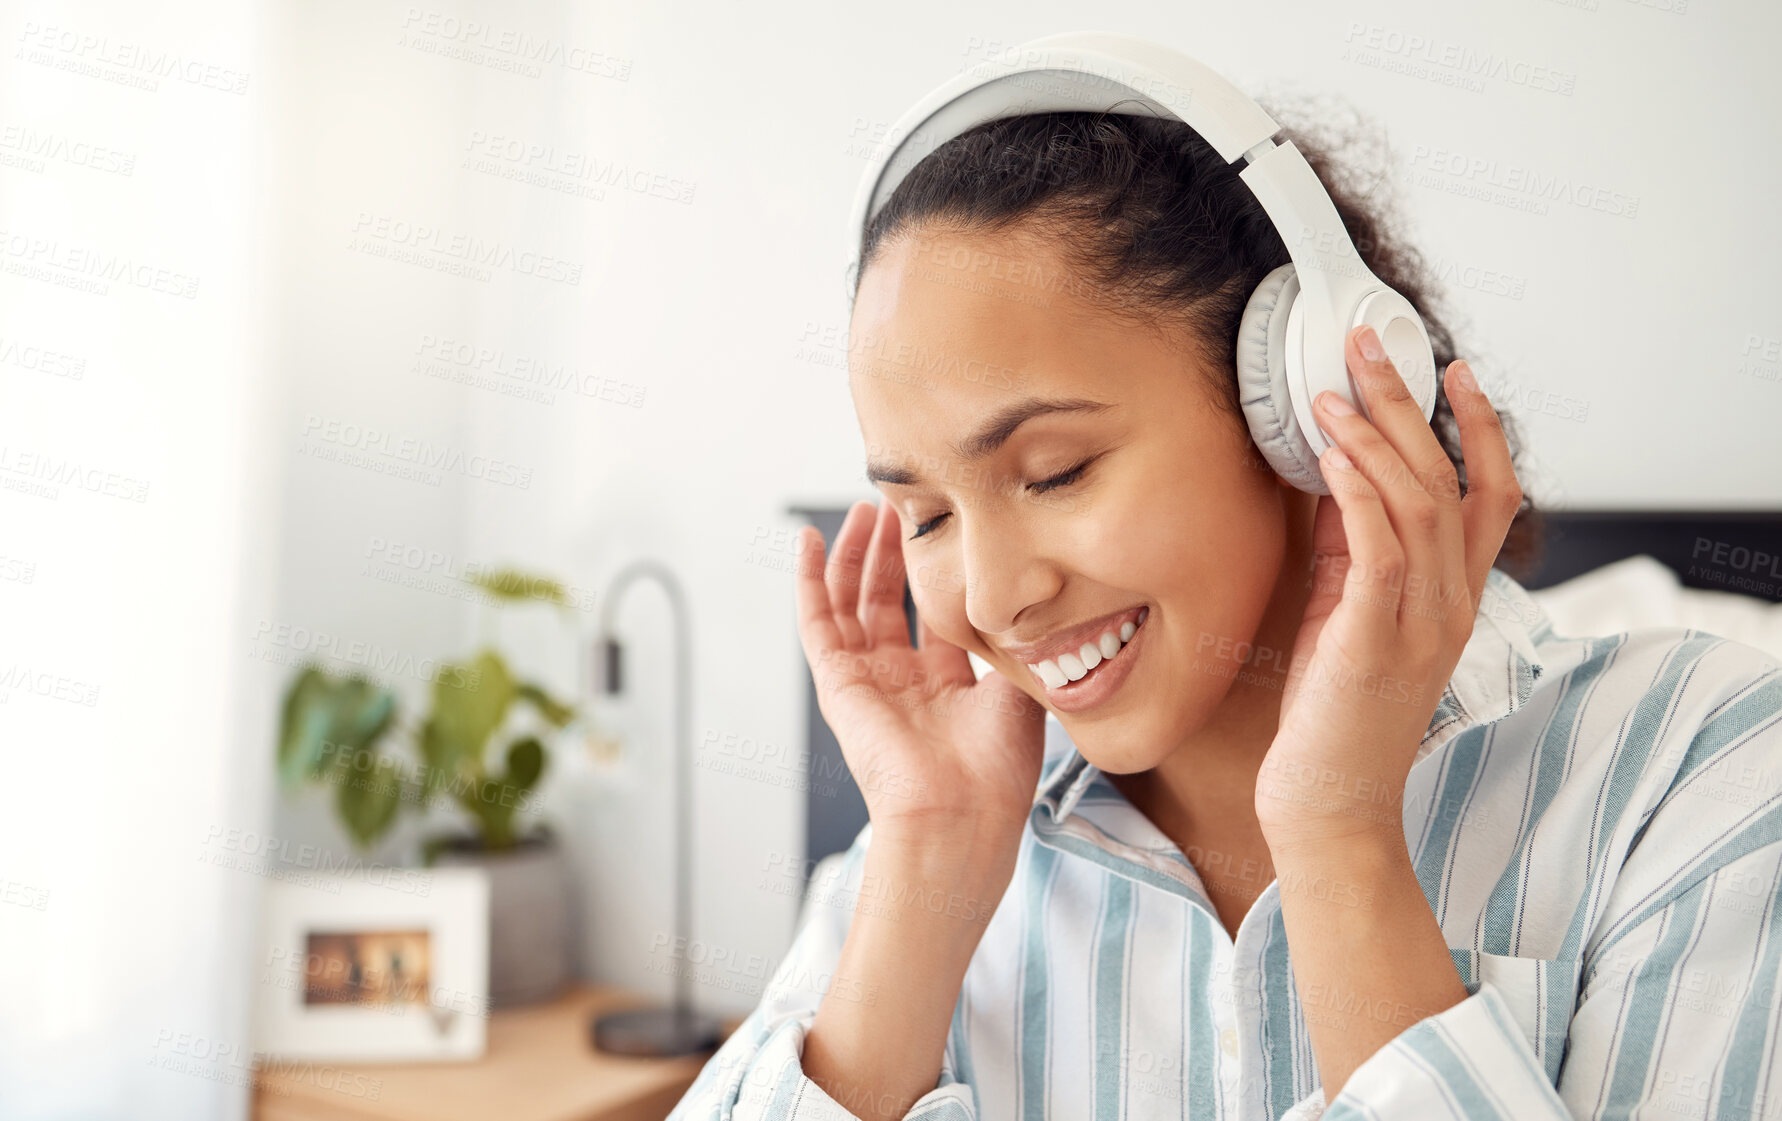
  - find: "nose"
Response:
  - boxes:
[958,511,1062,638]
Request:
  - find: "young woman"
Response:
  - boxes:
[670,106,1782,1121]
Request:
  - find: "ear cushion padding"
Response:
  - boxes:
[1235,263,1329,495]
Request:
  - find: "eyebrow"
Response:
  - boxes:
[864,396,1115,486]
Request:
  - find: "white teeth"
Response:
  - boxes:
[1027,614,1145,690]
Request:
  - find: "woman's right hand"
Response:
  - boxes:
[792,500,1044,1115]
[794,499,1047,855]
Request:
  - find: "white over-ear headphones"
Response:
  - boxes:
[845,30,1438,496]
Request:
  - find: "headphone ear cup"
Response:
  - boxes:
[1236,264,1329,495]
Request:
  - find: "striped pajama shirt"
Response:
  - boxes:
[669,566,1782,1120]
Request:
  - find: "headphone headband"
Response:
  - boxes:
[847,32,1279,242]
[844,30,1437,464]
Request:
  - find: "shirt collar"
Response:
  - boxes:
[1032,566,1551,825]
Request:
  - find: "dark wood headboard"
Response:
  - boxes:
[1513,510,1782,602]
[786,504,1782,874]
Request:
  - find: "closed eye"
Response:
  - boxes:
[907,511,949,541]
[906,455,1099,541]
[1028,456,1096,494]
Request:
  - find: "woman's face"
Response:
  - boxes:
[847,222,1311,774]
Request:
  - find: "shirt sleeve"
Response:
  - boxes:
[1286,660,1782,1121]
[1279,975,1576,1120]
[667,822,980,1121]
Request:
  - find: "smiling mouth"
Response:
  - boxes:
[1025,606,1149,691]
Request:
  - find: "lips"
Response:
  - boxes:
[1018,606,1150,714]
[1026,606,1148,688]
[999,605,1147,666]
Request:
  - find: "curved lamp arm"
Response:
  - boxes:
[598,559,692,1015]
[590,560,719,1054]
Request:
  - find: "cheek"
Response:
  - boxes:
[1077,440,1289,675]
[1067,466,1279,593]
[906,560,977,648]
[1072,403,1273,570]
[1117,425,1286,587]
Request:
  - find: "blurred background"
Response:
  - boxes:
[2,0,1779,1118]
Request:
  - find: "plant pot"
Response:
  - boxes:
[432,829,574,1008]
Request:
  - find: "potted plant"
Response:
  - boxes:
[276,567,581,1007]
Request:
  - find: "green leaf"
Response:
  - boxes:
[277,667,330,787]
[276,665,395,788]
[444,736,544,852]
[515,681,576,728]
[452,778,509,850]
[426,650,515,776]
[416,716,453,789]
[504,736,546,792]
[467,567,573,609]
[335,753,404,849]
[335,677,396,753]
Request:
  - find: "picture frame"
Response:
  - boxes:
[253,866,490,1063]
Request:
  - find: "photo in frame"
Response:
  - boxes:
[253,866,490,1063]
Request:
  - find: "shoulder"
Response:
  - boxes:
[1428,608,1782,960]
[1491,615,1782,840]
[1511,622,1782,788]
[1467,553,1780,764]
[1564,629,1782,976]
[1599,628,1782,872]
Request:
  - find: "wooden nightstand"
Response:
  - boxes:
[252,985,740,1121]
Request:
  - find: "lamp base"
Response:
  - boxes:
[591,1005,724,1057]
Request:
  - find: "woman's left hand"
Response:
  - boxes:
[1254,324,1523,853]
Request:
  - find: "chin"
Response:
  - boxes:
[1049,661,1234,776]
[1053,710,1176,775]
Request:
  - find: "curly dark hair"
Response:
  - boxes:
[850,100,1543,579]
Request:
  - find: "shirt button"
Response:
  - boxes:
[1219,1027,1238,1057]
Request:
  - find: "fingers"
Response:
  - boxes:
[795,502,918,693]
[1444,359,1523,599]
[1316,444,1404,634]
[1315,326,1470,630]
[1340,326,1460,502]
[858,500,914,648]
[824,500,875,649]
[793,524,845,686]
[1313,383,1445,606]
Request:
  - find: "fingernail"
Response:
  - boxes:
[1319,391,1355,417]
[1358,327,1385,362]
[1453,360,1479,395]
[1324,446,1352,471]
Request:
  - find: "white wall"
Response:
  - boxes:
[0,1,278,1117]
[259,0,485,869]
